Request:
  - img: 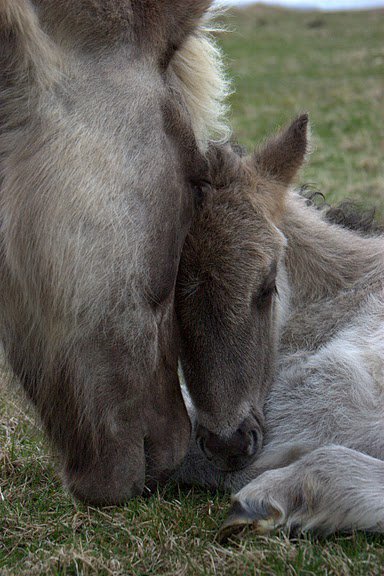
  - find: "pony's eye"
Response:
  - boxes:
[192,180,211,207]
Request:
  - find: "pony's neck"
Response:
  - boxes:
[281,191,384,309]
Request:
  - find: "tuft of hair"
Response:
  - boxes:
[171,7,232,150]
[301,187,383,236]
[325,201,383,236]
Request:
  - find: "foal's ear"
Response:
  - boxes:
[253,114,309,185]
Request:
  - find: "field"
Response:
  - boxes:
[1,5,384,576]
[221,5,384,216]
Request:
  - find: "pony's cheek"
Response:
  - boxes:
[143,238,184,309]
[144,198,194,309]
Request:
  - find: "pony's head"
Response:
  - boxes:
[177,115,309,471]
[0,0,229,501]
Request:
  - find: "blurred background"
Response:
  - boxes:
[215,2,384,215]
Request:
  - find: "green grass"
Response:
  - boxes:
[1,6,384,575]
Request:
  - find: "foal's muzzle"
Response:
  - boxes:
[196,416,263,472]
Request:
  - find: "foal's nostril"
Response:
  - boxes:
[246,429,260,457]
[197,435,213,461]
[195,420,262,472]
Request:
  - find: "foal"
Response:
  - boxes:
[176,115,384,535]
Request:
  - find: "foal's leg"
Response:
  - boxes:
[219,446,384,539]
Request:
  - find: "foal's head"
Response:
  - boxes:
[177,115,309,471]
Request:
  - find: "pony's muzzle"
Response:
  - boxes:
[196,416,263,472]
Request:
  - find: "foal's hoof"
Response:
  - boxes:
[217,501,279,543]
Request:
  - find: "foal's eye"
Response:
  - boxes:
[192,180,211,208]
[252,285,278,310]
[253,264,278,309]
[258,283,278,303]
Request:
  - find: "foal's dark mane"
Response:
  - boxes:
[301,186,383,236]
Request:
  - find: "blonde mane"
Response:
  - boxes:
[171,10,232,150]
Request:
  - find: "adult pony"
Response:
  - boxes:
[176,115,384,535]
[0,0,230,503]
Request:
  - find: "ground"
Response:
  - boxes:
[1,5,384,575]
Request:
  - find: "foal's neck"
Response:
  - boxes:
[281,191,384,308]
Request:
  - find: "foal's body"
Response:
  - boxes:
[176,117,384,535]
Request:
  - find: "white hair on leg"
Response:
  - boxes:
[221,445,384,539]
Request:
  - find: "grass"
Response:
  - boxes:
[220,5,384,216]
[1,5,384,575]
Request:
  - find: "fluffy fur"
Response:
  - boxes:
[171,8,231,148]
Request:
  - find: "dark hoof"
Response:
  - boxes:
[217,500,281,543]
[217,501,256,543]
